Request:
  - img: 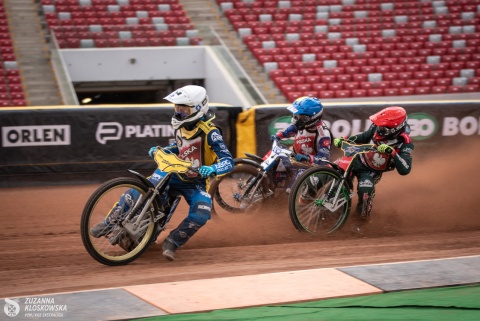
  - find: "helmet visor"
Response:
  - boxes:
[174,104,193,120]
[293,114,311,123]
[376,126,396,137]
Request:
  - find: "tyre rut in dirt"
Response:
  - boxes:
[80,177,157,266]
[288,166,351,235]
[212,164,268,213]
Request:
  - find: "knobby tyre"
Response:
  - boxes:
[211,163,268,213]
[80,177,158,266]
[288,166,351,235]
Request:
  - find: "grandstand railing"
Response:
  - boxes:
[50,32,79,105]
[208,26,267,106]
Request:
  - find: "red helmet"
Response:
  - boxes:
[370,106,407,140]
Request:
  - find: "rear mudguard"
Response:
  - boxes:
[234,157,262,169]
[243,153,264,164]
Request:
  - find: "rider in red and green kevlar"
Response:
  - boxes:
[333,106,414,227]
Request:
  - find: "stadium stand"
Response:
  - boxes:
[40,0,203,49]
[220,0,480,100]
[2,0,479,107]
[0,1,28,107]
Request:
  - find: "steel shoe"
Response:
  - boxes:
[90,220,113,238]
[90,204,122,238]
[162,237,177,261]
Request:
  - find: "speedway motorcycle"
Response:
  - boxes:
[209,139,311,213]
[80,149,198,266]
[288,140,378,235]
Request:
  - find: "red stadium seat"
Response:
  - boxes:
[319,91,335,99]
[436,78,451,86]
[286,91,304,102]
[290,76,305,84]
[283,69,298,77]
[12,99,28,106]
[360,82,375,90]
[448,86,464,93]
[336,74,352,82]
[321,75,335,82]
[399,88,414,95]
[353,74,367,82]
[274,77,290,87]
[296,84,312,92]
[269,69,284,80]
[431,86,447,94]
[304,75,320,84]
[311,83,328,92]
[415,87,431,95]
[351,89,367,97]
[328,83,344,91]
[384,88,399,96]
[465,84,480,92]
[9,84,23,93]
[344,82,359,90]
[335,90,351,98]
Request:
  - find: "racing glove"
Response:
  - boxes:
[333,137,344,147]
[377,144,394,154]
[270,134,281,142]
[199,165,216,178]
[295,154,309,162]
[148,146,159,158]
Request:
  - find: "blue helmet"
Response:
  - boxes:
[287,96,324,130]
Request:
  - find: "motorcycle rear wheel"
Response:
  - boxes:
[80,177,157,266]
[288,167,351,235]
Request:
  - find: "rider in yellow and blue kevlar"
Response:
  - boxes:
[90,85,234,260]
[333,106,414,228]
[270,96,332,193]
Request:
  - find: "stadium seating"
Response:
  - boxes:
[40,0,203,49]
[0,2,27,107]
[220,0,480,100]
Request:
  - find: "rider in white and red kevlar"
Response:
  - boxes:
[271,96,332,191]
[333,106,414,224]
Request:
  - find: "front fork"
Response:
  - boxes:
[122,172,174,241]
[240,171,272,207]
[319,176,353,212]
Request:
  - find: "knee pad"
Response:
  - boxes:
[187,201,212,226]
[357,178,374,196]
[119,189,137,211]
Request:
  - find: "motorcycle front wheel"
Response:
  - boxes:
[288,167,351,235]
[80,177,158,266]
[210,163,270,213]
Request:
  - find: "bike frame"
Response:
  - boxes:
[315,141,377,213]
[122,149,196,242]
[236,140,295,204]
[121,170,172,240]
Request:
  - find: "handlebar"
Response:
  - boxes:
[271,138,297,158]
[153,148,217,178]
[338,139,377,149]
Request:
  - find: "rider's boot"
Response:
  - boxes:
[162,237,177,261]
[162,218,201,261]
[90,203,122,238]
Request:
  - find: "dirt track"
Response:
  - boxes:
[1,143,479,299]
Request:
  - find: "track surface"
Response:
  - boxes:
[1,144,479,299]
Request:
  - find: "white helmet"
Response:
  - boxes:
[164,85,209,129]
